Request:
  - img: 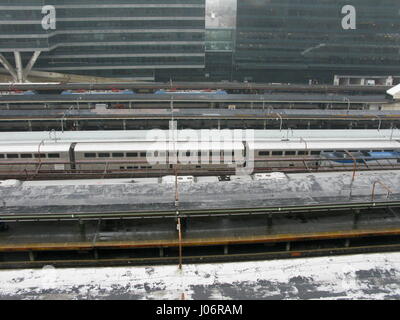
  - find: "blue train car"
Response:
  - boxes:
[321,151,400,164]
[0,90,36,96]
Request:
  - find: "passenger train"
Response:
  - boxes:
[0,130,399,174]
[0,90,36,96]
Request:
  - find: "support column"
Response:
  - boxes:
[79,220,86,241]
[353,209,360,229]
[224,245,229,255]
[23,51,41,80]
[0,54,17,82]
[0,51,41,83]
[28,251,35,261]
[14,52,23,83]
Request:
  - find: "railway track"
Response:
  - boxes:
[0,163,400,181]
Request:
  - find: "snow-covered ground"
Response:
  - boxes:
[1,252,400,300]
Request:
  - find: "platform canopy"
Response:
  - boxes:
[387,84,400,99]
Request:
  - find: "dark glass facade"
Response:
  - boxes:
[2,0,400,83]
[235,0,400,83]
[0,0,205,80]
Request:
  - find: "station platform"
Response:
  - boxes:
[0,93,388,105]
[1,227,400,252]
[1,170,400,221]
[0,108,400,121]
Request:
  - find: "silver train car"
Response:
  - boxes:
[0,132,399,174]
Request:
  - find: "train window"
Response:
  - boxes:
[34,154,46,158]
[259,151,269,156]
[127,166,133,169]
[384,150,394,152]
[112,153,124,157]
[98,153,110,158]
[285,151,296,156]
[186,151,191,157]
[6,154,19,159]
[140,152,146,157]
[48,153,60,158]
[298,151,308,155]
[372,150,381,153]
[311,151,320,155]
[272,151,283,156]
[20,154,33,158]
[84,153,96,158]
[127,152,138,157]
[120,166,125,170]
[323,150,334,153]
[0,154,4,158]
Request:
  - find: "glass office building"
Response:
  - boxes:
[235,0,400,83]
[0,0,205,81]
[2,0,400,83]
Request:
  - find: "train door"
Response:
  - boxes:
[69,143,77,170]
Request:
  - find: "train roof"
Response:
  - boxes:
[249,140,400,150]
[74,141,243,152]
[0,129,400,144]
[0,143,71,153]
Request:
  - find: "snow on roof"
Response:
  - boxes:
[74,141,244,152]
[249,140,400,150]
[387,83,400,97]
[0,143,71,153]
[0,129,399,144]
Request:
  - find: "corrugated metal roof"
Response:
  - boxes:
[0,143,71,153]
[250,140,400,150]
[74,141,243,152]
